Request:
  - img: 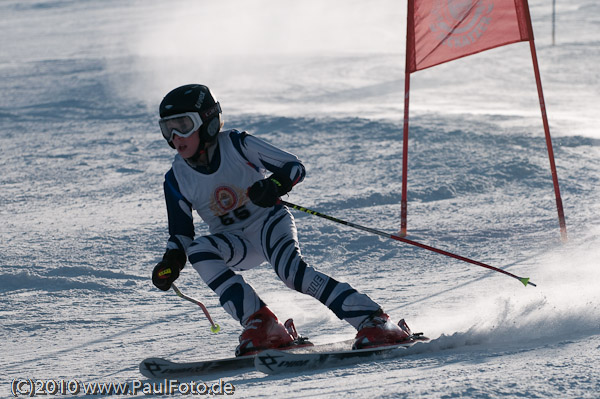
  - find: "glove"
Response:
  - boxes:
[152,249,186,291]
[248,175,293,208]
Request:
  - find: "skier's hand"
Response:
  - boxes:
[152,249,186,291]
[248,175,292,208]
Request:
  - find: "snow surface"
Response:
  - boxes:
[1,0,599,397]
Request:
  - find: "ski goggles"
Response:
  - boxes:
[159,112,203,142]
[159,103,222,142]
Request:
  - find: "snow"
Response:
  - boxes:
[1,0,599,397]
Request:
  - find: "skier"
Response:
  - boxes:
[152,84,412,356]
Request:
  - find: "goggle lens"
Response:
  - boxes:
[159,112,202,142]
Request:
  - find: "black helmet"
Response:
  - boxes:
[159,84,223,148]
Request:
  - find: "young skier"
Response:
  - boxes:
[152,84,412,356]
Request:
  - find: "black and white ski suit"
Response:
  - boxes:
[163,129,379,327]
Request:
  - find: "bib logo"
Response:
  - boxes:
[213,186,238,213]
[430,0,494,48]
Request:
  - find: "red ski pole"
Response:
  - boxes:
[171,284,221,333]
[281,201,536,287]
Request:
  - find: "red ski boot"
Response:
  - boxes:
[353,309,412,350]
[235,307,296,357]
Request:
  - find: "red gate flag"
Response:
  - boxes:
[407,0,533,72]
[401,0,568,241]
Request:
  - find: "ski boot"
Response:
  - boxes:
[235,306,311,356]
[352,309,412,350]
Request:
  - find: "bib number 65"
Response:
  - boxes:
[219,205,251,226]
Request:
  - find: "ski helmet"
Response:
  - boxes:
[159,84,223,149]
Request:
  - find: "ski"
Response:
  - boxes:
[255,335,429,375]
[139,336,429,378]
[139,339,347,379]
[139,355,255,379]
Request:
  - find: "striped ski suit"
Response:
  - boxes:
[163,129,379,327]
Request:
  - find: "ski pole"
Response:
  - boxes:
[281,200,536,287]
[171,283,221,333]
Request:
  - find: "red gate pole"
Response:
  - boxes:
[524,2,568,242]
[400,0,415,237]
[400,70,410,237]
